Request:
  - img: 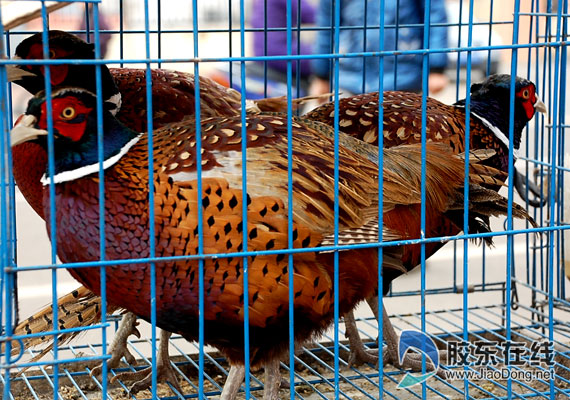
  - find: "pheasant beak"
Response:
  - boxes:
[11,115,47,147]
[6,62,38,82]
[534,97,547,114]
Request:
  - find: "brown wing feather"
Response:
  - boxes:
[39,102,536,369]
[48,113,381,366]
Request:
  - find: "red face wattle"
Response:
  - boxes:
[38,96,93,142]
[25,43,71,86]
[516,84,538,121]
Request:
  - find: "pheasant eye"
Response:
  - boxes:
[61,106,76,120]
[49,49,56,59]
[522,89,530,99]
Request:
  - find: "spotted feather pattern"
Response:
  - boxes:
[304,88,539,294]
[11,66,335,362]
[111,68,327,132]
[45,113,381,365]
[304,91,513,172]
[14,67,317,219]
[40,110,535,366]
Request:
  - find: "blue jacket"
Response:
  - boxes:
[312,0,448,93]
[251,0,316,77]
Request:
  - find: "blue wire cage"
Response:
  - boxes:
[0,0,569,399]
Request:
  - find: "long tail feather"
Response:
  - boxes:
[7,286,120,368]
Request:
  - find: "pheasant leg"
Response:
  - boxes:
[344,295,381,366]
[381,305,446,378]
[219,360,283,400]
[345,299,446,377]
[220,365,245,400]
[110,330,182,395]
[90,312,140,377]
[263,359,282,400]
[344,309,379,366]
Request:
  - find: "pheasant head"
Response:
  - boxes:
[8,30,121,114]
[12,88,138,183]
[455,74,547,151]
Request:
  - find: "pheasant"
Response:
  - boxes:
[304,74,546,369]
[11,86,535,398]
[305,75,546,204]
[7,30,328,392]
[8,30,320,219]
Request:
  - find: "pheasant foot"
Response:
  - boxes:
[344,296,381,367]
[382,305,447,378]
[344,300,446,378]
[344,309,379,366]
[90,312,140,377]
[110,331,182,395]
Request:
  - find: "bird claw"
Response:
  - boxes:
[90,347,137,378]
[89,341,138,377]
[279,377,290,389]
[348,345,379,367]
[89,313,140,378]
[130,325,142,339]
[513,170,547,208]
[343,309,380,367]
[110,331,181,395]
[110,359,183,395]
[384,347,447,379]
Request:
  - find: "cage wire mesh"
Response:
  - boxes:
[0,0,568,399]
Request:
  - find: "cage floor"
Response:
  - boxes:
[3,303,570,400]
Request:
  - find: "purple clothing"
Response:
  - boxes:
[251,0,315,77]
[79,8,112,58]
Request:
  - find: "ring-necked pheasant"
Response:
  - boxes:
[7,30,325,392]
[305,74,546,204]
[11,87,535,398]
[9,30,320,219]
[304,74,545,369]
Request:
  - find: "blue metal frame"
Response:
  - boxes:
[0,0,569,399]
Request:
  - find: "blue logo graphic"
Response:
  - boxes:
[397,330,440,389]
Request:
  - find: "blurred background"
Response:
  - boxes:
[4,0,549,104]
[3,2,568,396]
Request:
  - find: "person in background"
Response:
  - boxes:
[251,0,316,80]
[79,4,112,58]
[310,0,449,96]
